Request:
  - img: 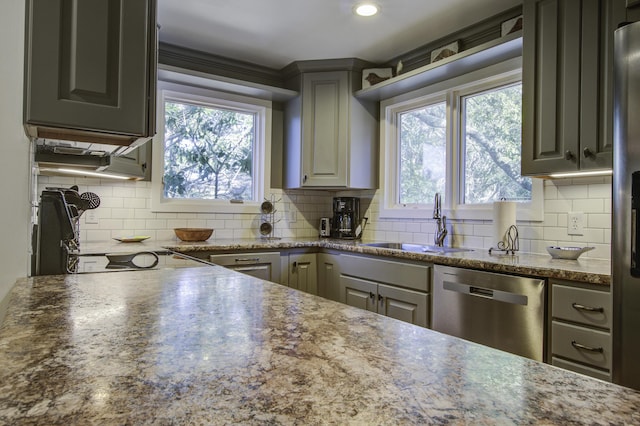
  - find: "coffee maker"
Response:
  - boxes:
[331,197,360,239]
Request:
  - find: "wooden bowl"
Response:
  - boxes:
[174,228,214,242]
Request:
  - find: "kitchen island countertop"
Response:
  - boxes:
[0,267,636,424]
[82,237,611,285]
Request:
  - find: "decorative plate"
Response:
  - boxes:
[113,236,151,243]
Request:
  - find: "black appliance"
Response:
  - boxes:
[331,197,360,239]
[34,189,81,275]
[33,186,101,275]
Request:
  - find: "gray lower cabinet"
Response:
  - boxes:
[288,253,318,295]
[521,0,625,175]
[549,280,612,381]
[208,252,281,283]
[338,254,431,328]
[24,0,157,145]
[317,252,341,302]
[284,66,378,189]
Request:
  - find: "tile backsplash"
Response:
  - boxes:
[36,175,611,260]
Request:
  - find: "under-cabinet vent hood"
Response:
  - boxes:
[34,139,149,180]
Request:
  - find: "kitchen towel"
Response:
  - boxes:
[492,200,516,247]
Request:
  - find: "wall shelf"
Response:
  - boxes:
[354,31,523,102]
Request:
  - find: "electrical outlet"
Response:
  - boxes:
[567,212,584,236]
[85,210,99,224]
[288,210,297,223]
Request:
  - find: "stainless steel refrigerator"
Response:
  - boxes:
[613,20,640,390]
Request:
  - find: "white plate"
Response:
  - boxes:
[113,236,151,243]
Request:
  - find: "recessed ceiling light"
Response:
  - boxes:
[354,3,379,17]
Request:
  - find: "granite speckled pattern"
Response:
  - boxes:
[0,267,636,424]
[154,238,611,286]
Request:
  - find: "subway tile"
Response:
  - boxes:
[588,184,612,198]
[572,198,604,213]
[588,213,611,229]
[557,185,589,200]
[545,199,573,213]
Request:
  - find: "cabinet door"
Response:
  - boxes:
[522,0,581,175]
[579,0,625,170]
[317,253,341,302]
[289,253,318,295]
[301,71,348,187]
[377,284,429,328]
[25,0,155,136]
[339,275,377,312]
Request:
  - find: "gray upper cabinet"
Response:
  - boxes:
[24,0,157,146]
[284,68,378,189]
[522,0,625,176]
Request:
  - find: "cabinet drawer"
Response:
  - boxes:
[551,357,611,382]
[552,322,611,370]
[339,254,431,292]
[209,252,280,267]
[552,284,611,329]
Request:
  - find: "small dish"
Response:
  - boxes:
[113,236,151,243]
[546,246,595,260]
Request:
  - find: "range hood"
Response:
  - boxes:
[34,139,150,180]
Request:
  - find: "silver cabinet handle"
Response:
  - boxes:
[235,258,260,263]
[369,292,375,300]
[571,341,604,353]
[571,303,604,313]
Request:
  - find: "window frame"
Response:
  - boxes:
[379,59,543,221]
[151,80,272,214]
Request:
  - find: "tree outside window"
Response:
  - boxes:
[163,100,255,201]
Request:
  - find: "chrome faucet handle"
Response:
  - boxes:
[433,193,441,219]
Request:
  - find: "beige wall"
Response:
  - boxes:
[0,1,32,321]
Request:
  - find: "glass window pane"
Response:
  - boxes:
[163,100,255,201]
[398,102,446,205]
[462,83,531,204]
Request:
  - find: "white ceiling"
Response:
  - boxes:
[157,0,522,69]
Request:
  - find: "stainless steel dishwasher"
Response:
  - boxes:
[432,265,546,361]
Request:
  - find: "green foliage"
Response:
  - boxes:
[399,102,446,204]
[163,101,254,200]
[463,83,531,203]
[398,82,531,205]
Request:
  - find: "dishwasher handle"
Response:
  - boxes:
[443,280,528,306]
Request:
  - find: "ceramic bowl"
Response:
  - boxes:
[174,228,214,242]
[546,246,595,260]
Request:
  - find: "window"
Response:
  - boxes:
[380,63,543,220]
[152,81,271,213]
[398,101,446,205]
[460,82,530,204]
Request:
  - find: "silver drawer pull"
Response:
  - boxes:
[571,303,604,313]
[235,258,260,263]
[571,341,604,353]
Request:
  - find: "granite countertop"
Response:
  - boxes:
[85,238,610,285]
[0,267,637,424]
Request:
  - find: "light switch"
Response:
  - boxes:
[85,210,99,224]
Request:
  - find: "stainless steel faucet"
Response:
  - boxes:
[433,193,447,247]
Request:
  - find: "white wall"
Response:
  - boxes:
[0,2,32,321]
[361,176,612,260]
[37,176,333,242]
[38,174,611,260]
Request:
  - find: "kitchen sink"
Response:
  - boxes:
[361,242,473,254]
